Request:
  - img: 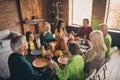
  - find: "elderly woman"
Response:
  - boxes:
[8,35,53,80]
[50,41,85,80]
[84,30,107,73]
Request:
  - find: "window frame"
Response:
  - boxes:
[105,0,120,31]
[68,0,93,27]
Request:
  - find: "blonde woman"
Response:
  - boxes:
[84,30,107,73]
[40,22,55,46]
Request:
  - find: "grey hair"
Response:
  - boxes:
[98,23,108,30]
[10,35,26,53]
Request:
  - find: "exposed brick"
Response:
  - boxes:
[0,0,22,33]
[0,0,106,34]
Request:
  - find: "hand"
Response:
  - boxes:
[45,50,53,58]
[49,60,57,69]
[87,40,93,48]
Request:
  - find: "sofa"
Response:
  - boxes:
[0,29,20,79]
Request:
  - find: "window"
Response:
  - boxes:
[69,0,93,26]
[105,0,120,30]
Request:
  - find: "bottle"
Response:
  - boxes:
[41,46,46,57]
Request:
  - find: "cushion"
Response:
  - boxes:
[0,39,10,48]
[0,30,10,40]
[0,51,12,79]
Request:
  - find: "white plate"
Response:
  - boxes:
[31,49,41,56]
[58,56,68,64]
[80,45,89,49]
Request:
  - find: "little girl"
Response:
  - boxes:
[26,31,41,55]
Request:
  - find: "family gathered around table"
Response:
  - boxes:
[8,19,118,80]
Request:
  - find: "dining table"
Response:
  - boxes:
[29,37,90,80]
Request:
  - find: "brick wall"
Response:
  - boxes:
[40,0,49,21]
[0,0,106,34]
[0,0,53,34]
[0,0,22,33]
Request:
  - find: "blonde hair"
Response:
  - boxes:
[89,30,107,54]
[10,35,26,53]
[43,21,51,35]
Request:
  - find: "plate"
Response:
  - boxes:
[80,48,87,52]
[32,58,49,68]
[31,49,41,56]
[58,56,69,64]
[80,45,89,49]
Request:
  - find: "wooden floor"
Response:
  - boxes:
[93,49,120,80]
[105,49,120,80]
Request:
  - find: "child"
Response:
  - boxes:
[26,31,41,55]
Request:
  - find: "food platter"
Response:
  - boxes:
[32,58,49,68]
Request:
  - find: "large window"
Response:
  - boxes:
[69,0,93,26]
[105,0,120,30]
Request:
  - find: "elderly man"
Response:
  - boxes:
[8,35,53,80]
[98,23,117,58]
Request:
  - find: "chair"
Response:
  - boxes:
[0,76,5,80]
[85,68,96,80]
[93,64,107,80]
[105,56,111,63]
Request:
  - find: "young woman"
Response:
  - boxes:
[54,19,68,40]
[84,30,107,73]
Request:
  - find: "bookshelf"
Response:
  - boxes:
[48,1,63,27]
